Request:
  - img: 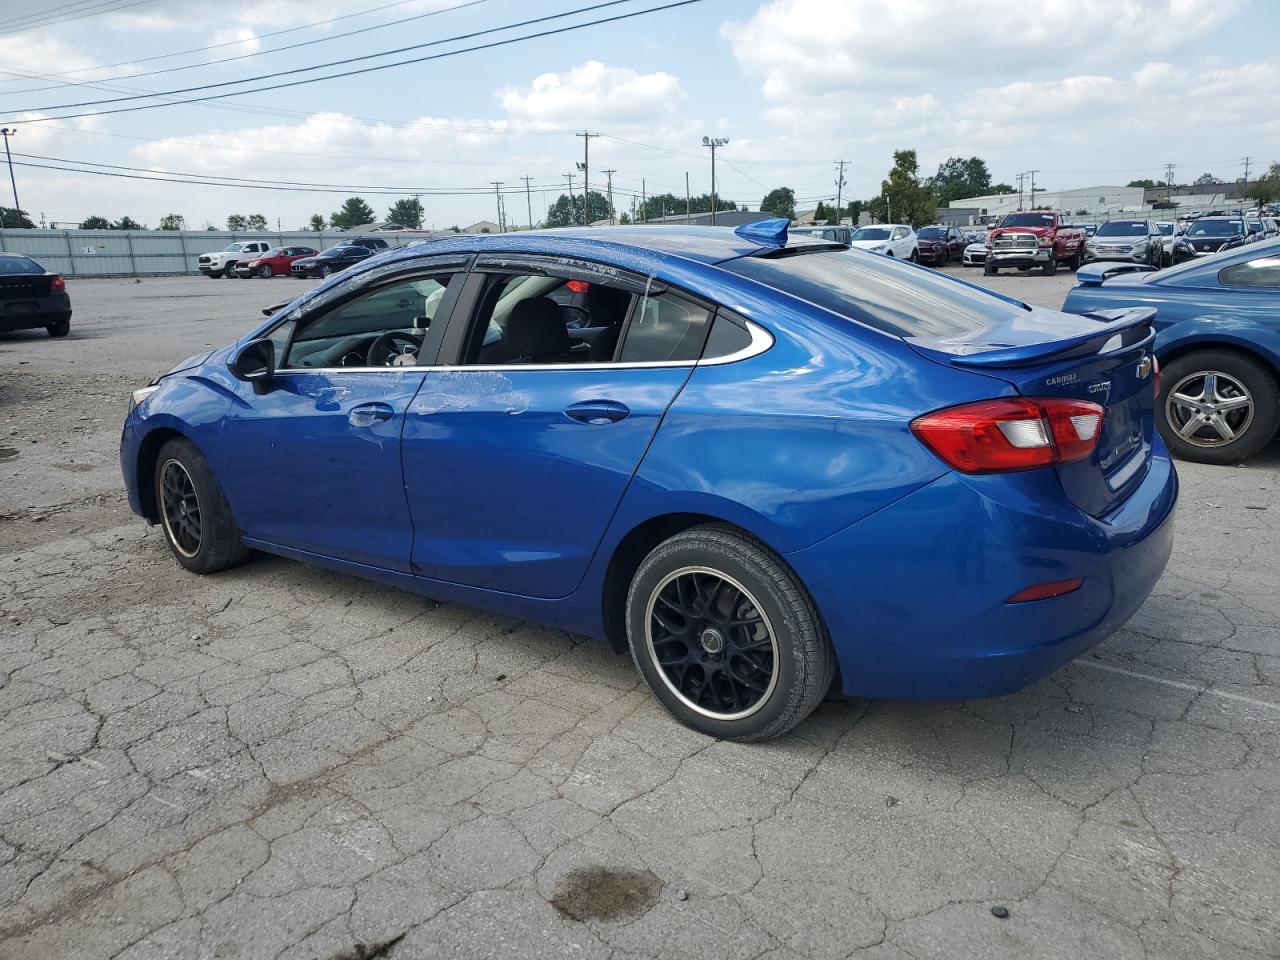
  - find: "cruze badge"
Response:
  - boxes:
[1136,356,1153,379]
[1088,381,1111,395]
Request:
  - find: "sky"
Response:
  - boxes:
[0,0,1276,230]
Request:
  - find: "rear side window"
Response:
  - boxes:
[721,250,1023,339]
[1220,256,1280,288]
[703,312,753,358]
[619,294,711,362]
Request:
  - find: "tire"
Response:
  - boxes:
[984,263,997,275]
[1157,350,1279,464]
[46,316,70,337]
[1069,247,1083,270]
[258,264,273,278]
[1042,256,1057,277]
[909,250,918,263]
[223,263,236,277]
[153,437,252,574]
[625,524,835,742]
[319,265,333,277]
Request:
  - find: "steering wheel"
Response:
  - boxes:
[366,331,423,366]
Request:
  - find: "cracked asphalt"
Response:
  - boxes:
[2,273,1278,960]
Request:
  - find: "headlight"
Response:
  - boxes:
[129,385,159,412]
[1038,236,1052,247]
[1131,242,1147,252]
[1086,241,1097,249]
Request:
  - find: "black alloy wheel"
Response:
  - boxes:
[159,458,202,559]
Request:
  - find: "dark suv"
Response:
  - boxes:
[1182,217,1254,256]
[914,225,965,266]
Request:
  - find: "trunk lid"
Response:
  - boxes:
[909,306,1158,517]
[1,273,53,300]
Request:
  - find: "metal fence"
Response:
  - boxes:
[0,229,449,277]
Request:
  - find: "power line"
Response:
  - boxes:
[8,0,661,114]
[0,0,159,38]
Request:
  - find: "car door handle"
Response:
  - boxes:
[565,399,630,425]
[348,402,395,427]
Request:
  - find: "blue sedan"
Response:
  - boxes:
[121,221,1177,740]
[1063,237,1280,463]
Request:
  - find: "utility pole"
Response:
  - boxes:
[601,170,616,225]
[1016,172,1027,211]
[1164,162,1176,207]
[685,171,691,224]
[576,131,598,227]
[564,173,576,223]
[490,181,504,232]
[520,176,534,229]
[1,127,19,215]
[1028,169,1039,209]
[702,136,729,225]
[1242,156,1252,196]
[642,178,647,223]
[834,159,848,223]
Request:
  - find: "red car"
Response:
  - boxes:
[235,246,318,278]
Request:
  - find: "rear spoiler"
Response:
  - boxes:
[1074,262,1158,286]
[912,307,1156,369]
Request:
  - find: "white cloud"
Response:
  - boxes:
[207,28,261,58]
[498,61,687,128]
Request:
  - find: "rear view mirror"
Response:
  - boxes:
[228,338,275,395]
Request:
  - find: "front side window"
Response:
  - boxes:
[283,275,455,369]
[891,227,908,240]
[1219,256,1280,288]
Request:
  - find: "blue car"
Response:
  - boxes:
[121,221,1177,740]
[1063,237,1280,463]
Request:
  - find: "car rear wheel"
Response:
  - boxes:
[984,263,998,275]
[258,264,273,278]
[1158,351,1279,464]
[46,317,70,337]
[626,524,835,741]
[154,437,251,574]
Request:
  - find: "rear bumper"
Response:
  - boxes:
[1,293,71,331]
[786,445,1178,700]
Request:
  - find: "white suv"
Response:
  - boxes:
[198,241,271,279]
[848,224,919,260]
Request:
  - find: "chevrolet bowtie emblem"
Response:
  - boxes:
[1136,356,1153,379]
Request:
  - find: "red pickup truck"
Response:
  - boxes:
[984,211,1085,276]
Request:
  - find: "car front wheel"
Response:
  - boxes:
[1158,350,1279,464]
[258,264,273,278]
[626,524,835,741]
[154,437,252,573]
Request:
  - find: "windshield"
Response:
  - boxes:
[1156,223,1173,236]
[851,228,890,241]
[263,248,283,257]
[916,227,944,239]
[1096,221,1148,237]
[999,213,1055,228]
[223,243,245,252]
[722,249,1024,340]
[1187,220,1243,237]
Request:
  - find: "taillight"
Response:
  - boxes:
[910,397,1105,474]
[51,274,66,291]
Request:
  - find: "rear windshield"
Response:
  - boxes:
[1187,220,1243,237]
[1000,213,1055,227]
[722,250,1024,339]
[851,227,890,241]
[0,256,41,274]
[1097,221,1148,237]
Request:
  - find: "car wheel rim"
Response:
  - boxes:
[159,458,202,558]
[1166,370,1254,448]
[260,266,271,277]
[320,266,331,276]
[645,566,779,721]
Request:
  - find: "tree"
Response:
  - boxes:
[0,207,35,228]
[387,197,424,228]
[245,214,268,231]
[990,183,1015,194]
[1247,175,1279,206]
[619,212,631,225]
[877,149,935,227]
[1193,173,1219,187]
[636,192,735,222]
[931,156,993,205]
[1126,179,1157,189]
[759,186,796,221]
[112,216,144,230]
[307,214,326,231]
[158,213,184,230]
[226,214,247,231]
[844,199,865,224]
[330,196,376,230]
[544,191,611,227]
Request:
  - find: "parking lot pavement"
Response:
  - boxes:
[2,275,1278,960]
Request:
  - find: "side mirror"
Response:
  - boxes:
[228,338,275,395]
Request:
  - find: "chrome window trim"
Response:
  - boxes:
[269,320,772,375]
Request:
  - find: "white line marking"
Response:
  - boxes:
[1075,659,1280,713]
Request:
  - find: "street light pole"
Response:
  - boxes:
[576,131,598,227]
[1,128,19,215]
[701,136,729,225]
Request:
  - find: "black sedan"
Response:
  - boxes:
[0,254,71,337]
[289,245,374,278]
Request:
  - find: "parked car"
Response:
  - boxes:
[122,221,1176,741]
[1181,216,1254,257]
[848,224,918,260]
[961,234,989,266]
[1262,217,1280,239]
[985,211,1086,275]
[289,245,375,278]
[333,236,391,251]
[1083,219,1163,268]
[0,253,71,337]
[790,225,851,244]
[914,225,966,266]
[198,240,272,279]
[1062,237,1280,463]
[1155,222,1197,267]
[234,246,319,278]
